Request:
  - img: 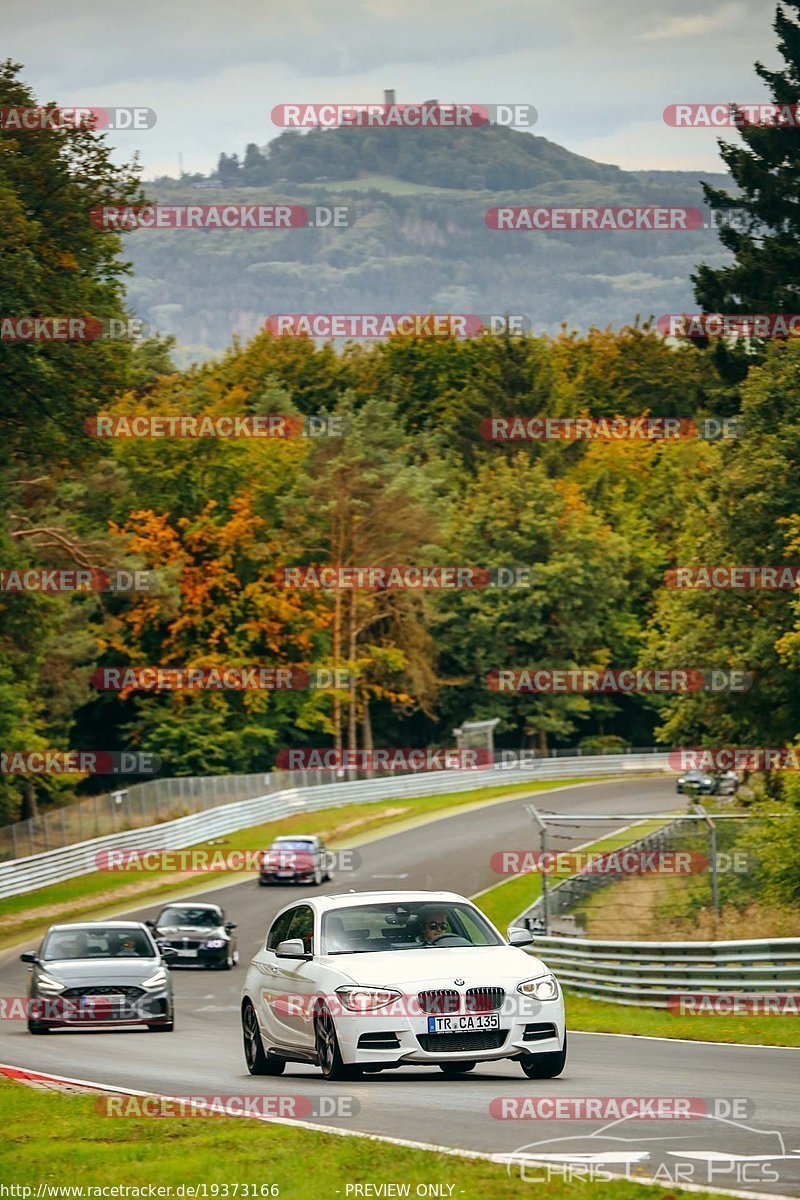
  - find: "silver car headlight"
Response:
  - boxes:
[36,972,66,993]
[141,968,168,990]
[517,973,559,1001]
[335,986,402,1012]
[205,939,226,948]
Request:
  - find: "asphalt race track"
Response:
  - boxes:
[2,777,799,1196]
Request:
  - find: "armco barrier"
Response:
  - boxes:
[528,934,800,1007]
[0,752,669,899]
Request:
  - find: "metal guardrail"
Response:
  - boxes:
[528,934,800,1007]
[0,747,665,862]
[0,752,669,899]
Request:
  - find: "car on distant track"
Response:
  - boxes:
[147,903,238,969]
[240,890,566,1081]
[676,769,737,796]
[21,921,175,1034]
[259,834,331,886]
[676,769,715,795]
[714,770,738,796]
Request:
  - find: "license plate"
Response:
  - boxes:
[175,948,197,957]
[426,1013,499,1033]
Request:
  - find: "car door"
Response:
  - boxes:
[258,908,295,1046]
[271,904,318,1049]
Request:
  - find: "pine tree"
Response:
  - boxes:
[693,2,800,312]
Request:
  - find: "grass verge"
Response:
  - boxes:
[0,1075,727,1200]
[0,776,606,952]
[563,990,800,1047]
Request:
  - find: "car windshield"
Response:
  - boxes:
[42,927,155,960]
[269,841,315,852]
[158,908,220,927]
[321,902,503,954]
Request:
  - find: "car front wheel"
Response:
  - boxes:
[27,1019,50,1035]
[520,1033,567,1079]
[242,1001,285,1075]
[314,1004,362,1081]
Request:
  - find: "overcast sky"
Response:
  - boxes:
[3,0,780,178]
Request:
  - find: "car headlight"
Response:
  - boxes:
[36,972,65,993]
[205,939,226,949]
[517,973,559,1001]
[141,968,168,990]
[335,986,402,1012]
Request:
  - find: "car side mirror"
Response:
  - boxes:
[224,922,237,931]
[20,951,38,964]
[145,920,156,928]
[276,938,311,959]
[508,927,534,947]
[159,946,178,961]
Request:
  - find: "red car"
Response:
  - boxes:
[259,835,331,886]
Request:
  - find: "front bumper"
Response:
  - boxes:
[260,870,316,884]
[158,942,229,967]
[31,988,173,1028]
[334,995,566,1065]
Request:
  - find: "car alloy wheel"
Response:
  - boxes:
[314,1003,361,1081]
[242,1000,285,1075]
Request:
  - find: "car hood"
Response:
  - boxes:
[322,944,549,988]
[37,958,163,985]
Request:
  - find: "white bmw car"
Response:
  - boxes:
[241,890,566,1080]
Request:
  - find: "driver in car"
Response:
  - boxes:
[417,908,449,945]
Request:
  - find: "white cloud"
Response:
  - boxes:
[639,2,746,41]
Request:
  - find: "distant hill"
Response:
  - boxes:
[130,125,735,362]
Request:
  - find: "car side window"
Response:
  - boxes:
[286,904,315,954]
[266,909,294,952]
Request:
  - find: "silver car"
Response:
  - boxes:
[21,921,175,1034]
